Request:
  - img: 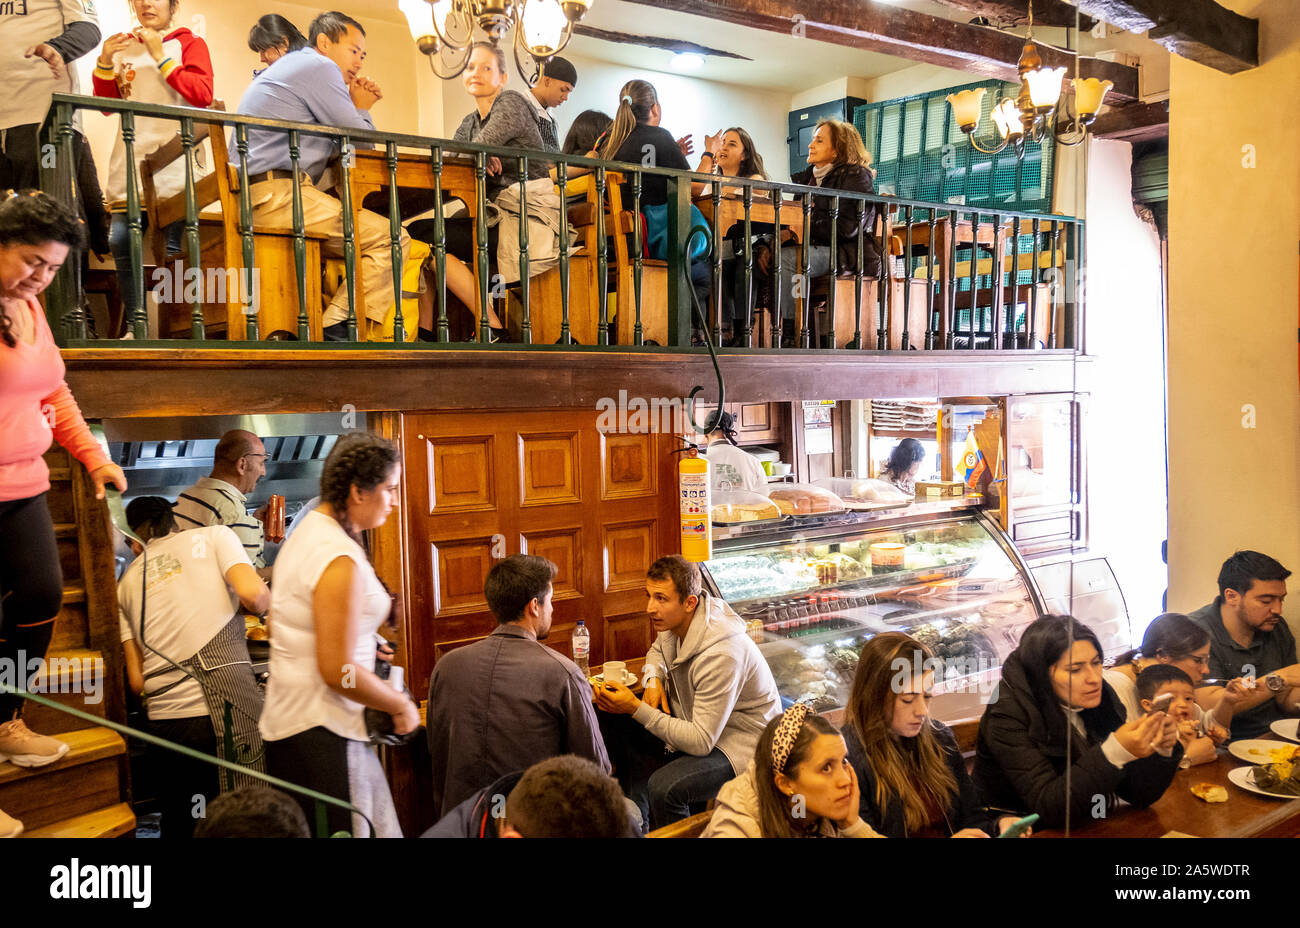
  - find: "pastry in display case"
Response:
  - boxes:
[702,505,1073,725]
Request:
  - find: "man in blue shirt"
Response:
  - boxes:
[236,11,420,340]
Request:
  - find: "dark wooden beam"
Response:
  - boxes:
[930,0,1095,30]
[63,348,1088,419]
[1071,0,1258,74]
[1091,100,1168,143]
[615,0,1138,101]
[573,25,751,60]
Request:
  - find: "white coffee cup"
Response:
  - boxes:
[603,661,627,685]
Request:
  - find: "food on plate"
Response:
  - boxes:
[711,498,781,523]
[1190,782,1228,803]
[1250,755,1300,795]
[768,484,845,515]
[246,625,270,641]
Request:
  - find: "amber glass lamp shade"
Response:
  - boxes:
[947,87,987,133]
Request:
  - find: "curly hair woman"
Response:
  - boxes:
[259,432,415,836]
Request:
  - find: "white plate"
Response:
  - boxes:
[591,670,638,686]
[1228,739,1292,764]
[1270,719,1300,743]
[1226,765,1300,799]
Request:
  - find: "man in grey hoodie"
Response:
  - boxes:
[595,555,781,829]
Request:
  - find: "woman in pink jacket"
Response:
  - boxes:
[0,191,127,837]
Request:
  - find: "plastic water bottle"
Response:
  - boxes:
[572,620,590,675]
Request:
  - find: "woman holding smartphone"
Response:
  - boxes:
[973,615,1183,829]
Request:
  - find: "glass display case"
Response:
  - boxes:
[702,502,1059,725]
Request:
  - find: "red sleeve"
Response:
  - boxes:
[92,72,122,99]
[42,382,111,476]
[164,32,214,109]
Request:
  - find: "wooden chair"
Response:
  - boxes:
[646,809,713,838]
[604,172,671,346]
[139,102,328,340]
[503,176,602,345]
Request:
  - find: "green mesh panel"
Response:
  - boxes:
[851,79,1056,217]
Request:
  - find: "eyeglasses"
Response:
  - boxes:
[242,453,269,462]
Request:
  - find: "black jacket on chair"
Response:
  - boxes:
[789,162,882,278]
[972,650,1183,829]
[843,721,998,837]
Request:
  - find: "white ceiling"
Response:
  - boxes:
[349,0,1153,94]
[350,0,926,93]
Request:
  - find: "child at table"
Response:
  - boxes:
[1137,665,1226,767]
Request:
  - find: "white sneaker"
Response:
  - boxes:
[0,808,22,838]
[0,719,70,768]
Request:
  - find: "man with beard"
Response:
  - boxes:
[1190,550,1299,739]
[426,555,610,818]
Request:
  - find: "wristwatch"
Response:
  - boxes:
[1265,672,1286,692]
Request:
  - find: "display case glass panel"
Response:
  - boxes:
[703,513,1041,724]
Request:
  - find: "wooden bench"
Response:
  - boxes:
[646,809,713,838]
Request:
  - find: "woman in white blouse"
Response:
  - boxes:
[260,433,417,837]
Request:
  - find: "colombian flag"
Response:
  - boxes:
[962,427,987,489]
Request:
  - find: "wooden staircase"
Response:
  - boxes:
[0,447,133,839]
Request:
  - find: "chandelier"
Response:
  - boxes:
[946,1,1111,158]
[399,0,593,79]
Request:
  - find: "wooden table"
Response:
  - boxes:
[693,192,806,243]
[345,148,478,327]
[1035,737,1300,838]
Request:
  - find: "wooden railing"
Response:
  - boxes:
[40,93,1084,353]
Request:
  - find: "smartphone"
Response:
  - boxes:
[997,813,1039,839]
[1148,692,1175,715]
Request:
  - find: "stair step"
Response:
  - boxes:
[23,802,135,839]
[23,649,109,735]
[0,727,127,833]
[0,726,124,787]
[50,594,90,652]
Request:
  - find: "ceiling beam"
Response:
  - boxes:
[615,0,1139,101]
[929,0,1095,29]
[573,25,751,60]
[1070,0,1257,74]
[1090,99,1169,143]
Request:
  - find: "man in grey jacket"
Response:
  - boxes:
[595,555,781,830]
[427,554,611,818]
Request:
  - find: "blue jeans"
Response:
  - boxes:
[599,711,735,830]
[109,213,183,316]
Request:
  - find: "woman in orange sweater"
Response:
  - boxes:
[0,191,127,837]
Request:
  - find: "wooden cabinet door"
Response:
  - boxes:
[398,408,677,693]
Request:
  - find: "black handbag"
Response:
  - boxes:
[364,654,420,746]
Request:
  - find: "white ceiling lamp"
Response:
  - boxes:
[671,52,705,72]
[946,0,1111,159]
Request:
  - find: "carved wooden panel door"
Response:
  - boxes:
[399,408,678,693]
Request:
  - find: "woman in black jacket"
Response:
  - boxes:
[973,615,1183,830]
[843,632,1019,837]
[745,118,882,336]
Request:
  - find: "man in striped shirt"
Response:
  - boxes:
[173,430,269,577]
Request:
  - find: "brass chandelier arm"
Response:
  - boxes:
[429,40,475,80]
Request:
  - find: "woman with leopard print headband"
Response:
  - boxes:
[702,703,884,838]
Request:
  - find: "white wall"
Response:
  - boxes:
[1083,138,1169,635]
[73,0,425,190]
[439,51,796,179]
